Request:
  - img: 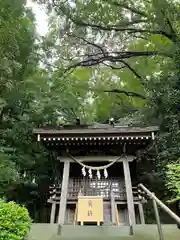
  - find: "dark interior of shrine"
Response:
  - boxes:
[69,162,122,177]
[68,161,137,180]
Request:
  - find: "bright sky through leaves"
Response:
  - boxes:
[27,0,48,36]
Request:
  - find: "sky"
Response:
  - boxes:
[26,0,48,36]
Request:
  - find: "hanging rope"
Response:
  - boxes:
[67,152,122,170]
[66,143,127,171]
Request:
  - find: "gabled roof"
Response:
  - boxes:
[33,125,159,145]
[34,125,159,135]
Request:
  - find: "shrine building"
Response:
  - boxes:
[34,123,158,227]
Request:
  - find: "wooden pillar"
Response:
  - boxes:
[123,159,136,226]
[50,202,56,224]
[138,202,145,224]
[110,190,116,225]
[58,160,70,225]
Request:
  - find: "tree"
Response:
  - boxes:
[36,0,178,88]
[0,0,59,221]
[35,0,180,124]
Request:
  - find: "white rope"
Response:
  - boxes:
[66,144,126,171]
[67,153,125,170]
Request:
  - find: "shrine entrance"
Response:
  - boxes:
[34,124,158,227]
[60,160,130,225]
[72,162,126,225]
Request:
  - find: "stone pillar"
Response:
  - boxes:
[123,159,136,226]
[50,202,56,224]
[58,160,70,224]
[138,202,145,224]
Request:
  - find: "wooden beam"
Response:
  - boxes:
[57,155,135,162]
[138,202,145,224]
[116,201,141,205]
[123,159,136,226]
[48,200,142,205]
[58,160,70,224]
[50,202,56,224]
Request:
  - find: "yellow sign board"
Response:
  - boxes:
[77,196,103,224]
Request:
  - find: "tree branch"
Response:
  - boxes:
[71,16,163,34]
[52,0,147,18]
[103,60,144,80]
[119,60,143,80]
[67,16,175,41]
[104,0,147,17]
[67,34,106,56]
[64,50,170,73]
[66,35,147,80]
[160,9,178,42]
[52,0,177,42]
[100,88,146,99]
[102,62,125,70]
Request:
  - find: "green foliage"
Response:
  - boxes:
[166,163,180,202]
[35,0,180,125]
[0,153,19,197]
[0,0,57,221]
[0,199,31,240]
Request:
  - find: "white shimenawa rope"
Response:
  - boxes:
[67,153,124,170]
[66,143,126,171]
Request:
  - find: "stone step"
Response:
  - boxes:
[50,237,130,240]
[29,224,180,240]
[58,225,131,237]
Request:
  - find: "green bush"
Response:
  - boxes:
[0,199,31,240]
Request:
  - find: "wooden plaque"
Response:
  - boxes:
[77,196,103,224]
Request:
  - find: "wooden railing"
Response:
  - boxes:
[138,184,180,240]
[49,186,140,201]
[49,177,138,201]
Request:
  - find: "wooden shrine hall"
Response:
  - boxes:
[34,124,158,226]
